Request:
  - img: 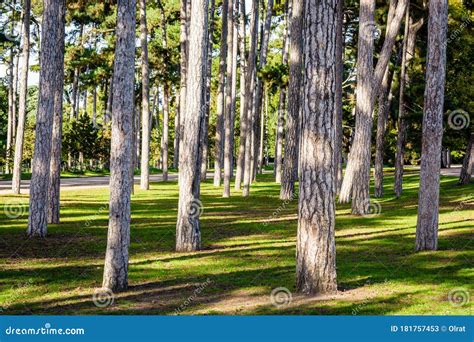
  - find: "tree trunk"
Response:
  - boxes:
[213,0,229,187]
[102,0,136,291]
[334,0,344,195]
[92,86,97,128]
[459,131,474,185]
[242,0,259,197]
[234,0,247,190]
[275,8,289,184]
[280,0,303,200]
[415,0,447,251]
[177,0,191,171]
[297,0,337,295]
[339,0,408,214]
[394,10,424,197]
[47,0,66,225]
[253,0,274,175]
[6,49,14,174]
[27,0,66,237]
[139,0,151,190]
[11,0,31,194]
[162,84,170,181]
[176,0,209,252]
[223,0,235,197]
[200,0,216,181]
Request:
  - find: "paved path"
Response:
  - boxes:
[0,167,467,196]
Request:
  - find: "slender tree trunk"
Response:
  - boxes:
[6,49,14,174]
[176,0,209,252]
[223,0,235,197]
[213,0,229,186]
[47,0,66,225]
[105,75,113,125]
[92,86,97,128]
[394,11,424,197]
[177,0,190,170]
[27,0,66,237]
[253,0,274,175]
[334,0,343,195]
[280,0,303,200]
[12,0,31,194]
[459,131,474,185]
[275,9,289,184]
[297,0,337,295]
[234,0,247,190]
[200,0,216,181]
[415,0,447,251]
[242,0,259,197]
[102,0,136,291]
[139,0,151,190]
[339,0,408,214]
[162,84,170,181]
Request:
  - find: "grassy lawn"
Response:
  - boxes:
[0,170,472,315]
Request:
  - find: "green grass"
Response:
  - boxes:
[0,170,472,315]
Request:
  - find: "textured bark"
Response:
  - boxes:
[253,0,274,175]
[297,0,337,295]
[176,0,208,252]
[102,0,136,291]
[242,0,259,197]
[213,0,229,186]
[200,0,216,181]
[339,0,408,214]
[139,0,151,190]
[47,0,66,225]
[459,131,474,185]
[415,0,447,252]
[280,0,303,200]
[394,11,424,197]
[12,0,31,194]
[223,0,237,197]
[177,0,190,170]
[92,86,97,128]
[27,0,66,237]
[234,0,247,190]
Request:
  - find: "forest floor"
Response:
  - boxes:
[0,170,472,315]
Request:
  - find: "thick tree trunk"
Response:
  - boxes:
[176,0,208,252]
[27,0,66,237]
[223,0,236,197]
[234,0,247,190]
[102,0,136,291]
[213,0,229,187]
[200,0,216,181]
[459,131,474,185]
[47,0,66,225]
[12,0,31,194]
[415,0,447,251]
[242,0,259,197]
[297,0,337,295]
[139,0,151,190]
[339,0,408,214]
[280,0,303,200]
